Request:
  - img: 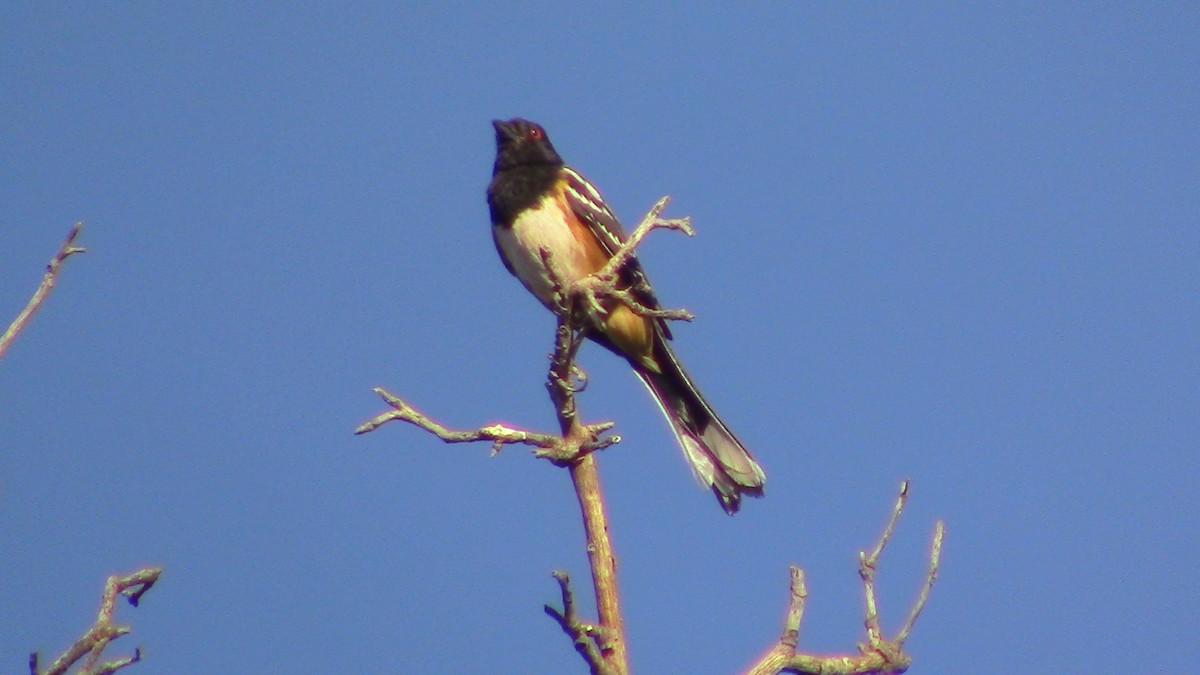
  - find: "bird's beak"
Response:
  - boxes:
[492,119,518,141]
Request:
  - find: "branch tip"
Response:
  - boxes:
[1,222,89,361]
[895,519,945,645]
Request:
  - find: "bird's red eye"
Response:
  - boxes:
[528,126,543,140]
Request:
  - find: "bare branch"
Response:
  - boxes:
[864,480,909,566]
[87,648,142,675]
[895,520,945,645]
[1,222,87,361]
[32,567,162,675]
[358,315,630,672]
[601,196,694,279]
[860,480,910,645]
[360,198,691,674]
[565,455,627,674]
[742,483,944,675]
[354,386,619,464]
[781,566,807,649]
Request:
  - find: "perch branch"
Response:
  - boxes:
[541,255,631,673]
[359,197,696,674]
[1,222,86,361]
[31,567,162,675]
[744,482,944,675]
[571,196,696,324]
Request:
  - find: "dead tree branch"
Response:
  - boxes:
[1,222,86,361]
[30,567,163,675]
[544,571,612,672]
[358,197,699,675]
[354,386,619,461]
[745,482,945,675]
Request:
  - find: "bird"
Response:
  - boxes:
[486,118,765,514]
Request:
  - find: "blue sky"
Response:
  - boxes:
[2,4,1196,673]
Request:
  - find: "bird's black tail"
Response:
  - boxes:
[635,339,766,514]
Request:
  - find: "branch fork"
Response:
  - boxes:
[745,481,945,675]
[30,567,162,675]
[543,196,696,329]
[545,570,618,673]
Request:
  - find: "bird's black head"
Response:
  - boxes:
[491,118,564,173]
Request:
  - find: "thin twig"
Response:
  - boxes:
[1,222,86,361]
[864,480,910,565]
[87,648,143,675]
[32,567,162,675]
[860,480,910,644]
[894,520,945,645]
[600,196,694,279]
[356,388,556,447]
[544,571,612,675]
[571,197,696,324]
[354,386,619,463]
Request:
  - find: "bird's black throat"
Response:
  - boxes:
[487,164,561,228]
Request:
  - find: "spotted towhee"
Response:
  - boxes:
[487,118,765,514]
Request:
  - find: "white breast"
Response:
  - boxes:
[495,193,594,309]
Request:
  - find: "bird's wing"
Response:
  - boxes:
[560,167,672,339]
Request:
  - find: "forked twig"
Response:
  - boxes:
[31,568,162,675]
[544,571,615,675]
[745,482,944,675]
[571,196,696,323]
